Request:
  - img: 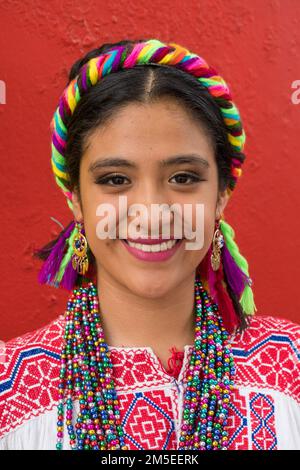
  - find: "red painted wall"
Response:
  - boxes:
[0,0,299,341]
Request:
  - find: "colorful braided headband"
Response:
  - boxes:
[51,38,245,212]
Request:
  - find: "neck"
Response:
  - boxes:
[95,270,196,355]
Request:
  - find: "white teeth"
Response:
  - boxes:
[126,239,178,252]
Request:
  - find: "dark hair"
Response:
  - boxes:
[34,38,248,331]
[65,38,244,198]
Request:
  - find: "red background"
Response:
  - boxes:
[0,0,299,341]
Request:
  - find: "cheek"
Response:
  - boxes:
[190,197,216,239]
[79,193,119,258]
[85,224,117,266]
[204,202,217,246]
[182,199,216,265]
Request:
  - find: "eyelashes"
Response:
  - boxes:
[169,173,206,185]
[94,172,206,187]
[95,174,130,186]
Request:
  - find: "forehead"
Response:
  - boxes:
[82,99,215,165]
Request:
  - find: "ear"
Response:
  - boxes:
[72,187,83,222]
[216,188,230,219]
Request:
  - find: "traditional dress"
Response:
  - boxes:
[0,313,299,450]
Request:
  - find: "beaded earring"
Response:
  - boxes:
[71,221,89,275]
[211,219,224,271]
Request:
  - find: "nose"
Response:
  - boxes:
[126,191,180,239]
[118,181,184,239]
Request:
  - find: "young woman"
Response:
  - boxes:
[0,38,299,450]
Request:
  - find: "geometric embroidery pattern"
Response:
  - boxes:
[227,388,249,450]
[0,313,299,450]
[0,320,63,435]
[231,315,300,403]
[109,348,172,390]
[250,392,277,450]
[118,390,176,450]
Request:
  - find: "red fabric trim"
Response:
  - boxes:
[157,346,184,379]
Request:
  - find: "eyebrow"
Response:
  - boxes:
[88,153,210,172]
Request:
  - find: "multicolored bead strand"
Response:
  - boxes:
[56,286,128,450]
[178,278,235,450]
[56,276,235,450]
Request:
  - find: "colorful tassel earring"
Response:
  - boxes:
[37,220,76,287]
[209,219,240,334]
[219,217,257,316]
[36,219,94,290]
[197,215,257,334]
[37,219,84,290]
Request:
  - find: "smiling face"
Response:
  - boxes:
[72,97,229,298]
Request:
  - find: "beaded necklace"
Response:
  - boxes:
[56,276,235,450]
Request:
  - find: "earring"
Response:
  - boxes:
[71,221,89,275]
[211,218,224,271]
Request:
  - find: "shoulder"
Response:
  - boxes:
[232,314,300,349]
[231,314,300,401]
[0,315,65,438]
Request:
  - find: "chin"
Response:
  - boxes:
[121,268,184,299]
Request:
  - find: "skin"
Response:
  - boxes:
[72,97,229,370]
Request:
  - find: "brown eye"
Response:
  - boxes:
[95,174,131,186]
[169,172,204,185]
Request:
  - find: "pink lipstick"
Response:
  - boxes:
[120,237,184,262]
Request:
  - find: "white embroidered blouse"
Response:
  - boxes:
[0,314,299,450]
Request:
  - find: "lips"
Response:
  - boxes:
[124,237,181,245]
[120,237,184,262]
[123,237,181,245]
